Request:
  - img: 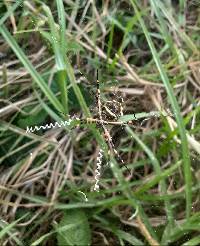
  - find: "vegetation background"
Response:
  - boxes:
[0,0,200,245]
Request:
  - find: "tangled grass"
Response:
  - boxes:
[0,0,200,245]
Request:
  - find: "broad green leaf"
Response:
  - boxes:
[57,209,91,246]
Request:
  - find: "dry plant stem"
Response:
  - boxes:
[18,208,44,226]
[50,144,72,202]
[102,0,109,16]
[0,97,33,116]
[78,0,91,26]
[46,134,72,197]
[116,53,163,87]
[11,186,29,216]
[20,134,61,181]
[64,12,156,86]
[0,48,49,80]
[0,132,60,212]
[188,76,200,92]
[136,215,160,246]
[59,147,73,190]
[9,141,51,186]
[121,216,185,228]
[67,0,79,32]
[90,0,106,35]
[4,0,17,33]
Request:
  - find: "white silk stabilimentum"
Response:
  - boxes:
[93,148,103,192]
[26,119,72,133]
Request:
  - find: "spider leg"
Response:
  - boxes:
[95,70,131,175]
[140,117,151,126]
[118,96,124,117]
[103,126,131,175]
[96,69,103,122]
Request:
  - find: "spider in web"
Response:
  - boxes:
[57,70,174,191]
[84,70,135,191]
[58,70,135,190]
[59,70,174,190]
[93,70,133,172]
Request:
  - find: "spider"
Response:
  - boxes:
[58,70,134,175]
[92,70,133,174]
[57,70,172,191]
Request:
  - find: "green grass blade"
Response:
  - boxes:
[65,58,91,117]
[126,126,174,229]
[119,111,163,122]
[42,2,68,114]
[106,20,114,62]
[42,4,65,70]
[0,25,64,113]
[56,0,66,54]
[31,220,86,246]
[130,0,192,219]
[150,0,176,56]
[56,69,68,114]
[0,0,22,26]
[135,160,182,195]
[109,156,159,242]
[0,213,28,241]
[56,0,68,114]
[156,0,198,53]
[182,235,200,246]
[114,230,144,245]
